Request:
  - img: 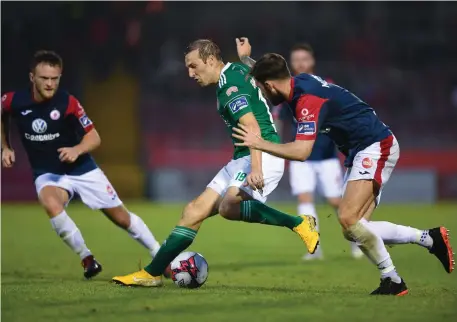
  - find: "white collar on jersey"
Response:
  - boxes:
[219,62,232,81]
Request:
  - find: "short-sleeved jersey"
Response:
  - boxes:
[216,62,280,160]
[1,89,98,178]
[273,76,338,161]
[287,74,391,167]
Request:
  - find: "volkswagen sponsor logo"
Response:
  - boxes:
[32,118,47,134]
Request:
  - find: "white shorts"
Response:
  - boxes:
[289,158,343,198]
[342,135,399,205]
[35,168,123,210]
[207,152,284,203]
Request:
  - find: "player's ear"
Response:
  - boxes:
[29,72,34,83]
[264,81,274,91]
[207,55,215,66]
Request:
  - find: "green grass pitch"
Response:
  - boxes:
[2,202,457,322]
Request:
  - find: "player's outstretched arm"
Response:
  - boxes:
[59,95,101,163]
[233,123,314,161]
[75,128,101,155]
[236,37,256,68]
[238,113,264,190]
[58,129,101,163]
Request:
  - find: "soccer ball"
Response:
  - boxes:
[170,251,208,288]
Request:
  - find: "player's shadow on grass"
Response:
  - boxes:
[204,284,308,294]
[202,284,361,296]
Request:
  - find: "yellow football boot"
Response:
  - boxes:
[293,215,320,254]
[112,269,163,287]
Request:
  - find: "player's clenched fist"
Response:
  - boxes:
[58,147,80,163]
[236,37,252,59]
[2,147,15,168]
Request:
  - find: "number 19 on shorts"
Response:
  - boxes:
[235,172,247,182]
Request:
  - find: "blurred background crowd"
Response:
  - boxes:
[2,1,457,202]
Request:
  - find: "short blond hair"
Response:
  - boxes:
[185,39,222,63]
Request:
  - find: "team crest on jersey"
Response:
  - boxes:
[32,118,47,134]
[362,157,373,169]
[297,121,316,135]
[225,86,238,96]
[79,114,93,128]
[228,96,249,113]
[50,109,60,120]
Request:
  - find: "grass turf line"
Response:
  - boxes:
[2,202,457,322]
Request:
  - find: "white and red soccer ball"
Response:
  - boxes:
[170,252,208,289]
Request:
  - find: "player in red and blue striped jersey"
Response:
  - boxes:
[272,43,363,260]
[233,38,454,296]
[1,51,161,279]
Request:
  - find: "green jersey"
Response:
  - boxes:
[216,62,280,159]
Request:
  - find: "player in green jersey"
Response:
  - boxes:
[112,39,319,287]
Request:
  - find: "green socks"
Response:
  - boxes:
[144,202,301,276]
[240,200,302,229]
[144,226,197,276]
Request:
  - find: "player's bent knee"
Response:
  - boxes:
[218,200,240,221]
[40,195,65,217]
[338,205,359,229]
[339,214,357,230]
[38,186,68,217]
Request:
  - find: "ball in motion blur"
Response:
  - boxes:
[170,251,208,288]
